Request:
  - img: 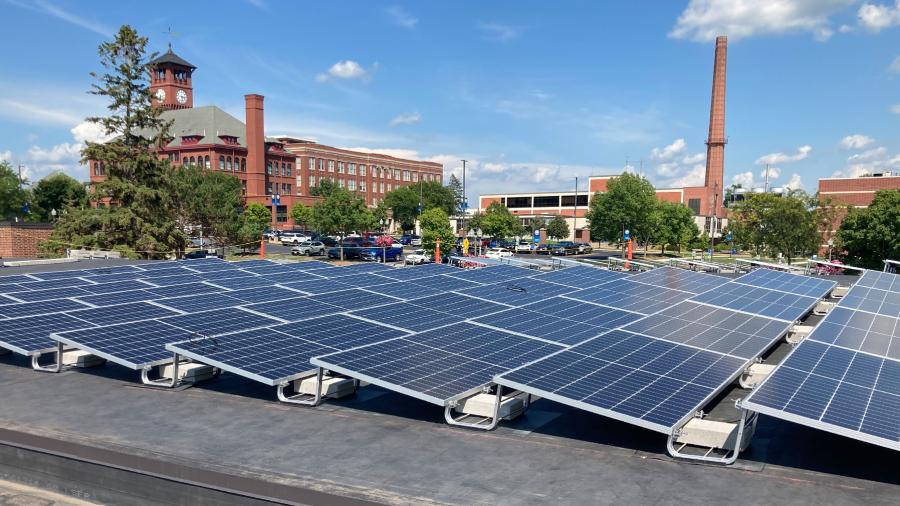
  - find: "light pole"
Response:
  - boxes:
[50,208,57,222]
[573,176,578,241]
[460,159,468,236]
[828,238,834,262]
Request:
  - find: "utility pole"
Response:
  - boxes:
[764,163,770,193]
[573,176,578,240]
[460,159,468,236]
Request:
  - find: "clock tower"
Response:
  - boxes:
[148,45,195,110]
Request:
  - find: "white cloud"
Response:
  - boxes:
[386,6,418,28]
[755,145,812,165]
[26,143,81,163]
[655,162,681,177]
[890,56,900,73]
[858,0,900,32]
[732,171,755,188]
[389,112,421,127]
[650,138,687,161]
[477,22,524,42]
[847,146,888,161]
[0,98,82,126]
[669,0,854,42]
[891,104,900,114]
[342,147,422,160]
[8,0,112,37]
[759,166,781,180]
[785,173,804,190]
[71,120,113,144]
[0,150,12,163]
[832,145,899,178]
[682,152,706,164]
[840,134,874,149]
[315,60,369,82]
[668,164,707,187]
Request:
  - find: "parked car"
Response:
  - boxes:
[550,241,577,256]
[405,249,432,265]
[327,242,365,260]
[292,241,326,256]
[280,232,312,245]
[360,245,404,262]
[534,243,551,255]
[263,230,281,240]
[574,242,593,254]
[515,241,533,253]
[498,240,516,249]
[319,236,339,247]
[409,235,422,247]
[485,247,514,259]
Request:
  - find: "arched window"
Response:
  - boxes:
[93,162,100,175]
[241,158,246,172]
[205,155,210,169]
[227,156,232,171]
[189,156,195,167]
[219,155,225,170]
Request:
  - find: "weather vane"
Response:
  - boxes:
[163,26,179,50]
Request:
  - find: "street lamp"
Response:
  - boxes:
[827,238,834,262]
[50,208,57,222]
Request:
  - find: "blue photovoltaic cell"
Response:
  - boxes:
[4,286,93,303]
[155,292,245,313]
[629,266,728,294]
[443,267,526,285]
[410,275,483,292]
[28,269,92,281]
[137,267,195,278]
[0,275,39,285]
[0,298,92,318]
[162,307,283,336]
[856,270,900,293]
[275,317,405,350]
[83,266,145,276]
[286,261,338,272]
[65,301,181,326]
[837,285,900,318]
[308,288,398,311]
[351,302,464,332]
[371,267,446,282]
[496,329,746,432]
[146,283,224,299]
[140,273,202,287]
[226,286,306,304]
[408,292,509,319]
[313,323,563,404]
[472,308,605,346]
[456,278,573,306]
[17,278,94,290]
[531,266,626,289]
[52,319,195,368]
[321,273,385,288]
[75,290,154,307]
[805,306,900,360]
[622,301,791,359]
[234,264,298,277]
[135,261,188,271]
[733,269,837,298]
[519,297,642,330]
[203,275,271,290]
[278,278,353,295]
[243,297,341,322]
[179,261,235,273]
[0,313,95,355]
[0,283,27,294]
[193,269,256,281]
[356,282,442,300]
[689,282,818,321]
[79,280,152,294]
[260,270,326,284]
[326,263,396,277]
[81,271,149,283]
[566,279,691,315]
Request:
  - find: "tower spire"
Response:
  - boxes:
[704,35,727,218]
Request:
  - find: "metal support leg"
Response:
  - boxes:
[140,354,180,388]
[666,406,755,465]
[31,342,63,373]
[444,385,503,431]
[277,367,323,406]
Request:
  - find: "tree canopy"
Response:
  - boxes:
[837,190,900,269]
[419,207,455,260]
[655,201,699,254]
[446,174,465,215]
[480,202,518,239]
[546,215,570,240]
[0,161,28,221]
[172,166,247,248]
[29,172,88,222]
[384,181,455,232]
[725,191,821,263]
[585,173,657,245]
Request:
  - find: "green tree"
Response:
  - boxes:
[290,202,314,231]
[655,202,699,254]
[310,178,338,198]
[546,214,570,240]
[29,172,88,222]
[0,161,28,221]
[466,210,483,234]
[761,193,819,264]
[172,166,245,248]
[49,25,187,258]
[384,181,455,232]
[419,207,455,261]
[585,173,657,255]
[837,190,900,269]
[726,193,778,257]
[371,200,389,230]
[446,174,465,215]
[480,202,518,239]
[815,194,848,252]
[313,188,373,260]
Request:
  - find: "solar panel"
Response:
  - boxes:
[531,266,626,289]
[802,306,900,359]
[285,260,338,271]
[52,320,195,369]
[66,302,181,326]
[146,282,223,299]
[456,278,573,307]
[234,264,298,277]
[83,265,145,276]
[837,285,900,318]
[565,279,690,315]
[75,289,154,307]
[193,269,257,281]
[81,271,148,283]
[356,282,442,300]
[133,262,190,271]
[0,313,95,355]
[226,286,307,304]
[140,273,203,287]
[472,308,605,346]
[260,270,326,284]
[442,267,525,285]
[278,278,353,295]
[179,260,236,273]
[519,297,642,330]
[0,283,27,294]
[408,292,510,319]
[203,275,271,290]
[0,299,92,318]
[155,292,245,313]
[371,266,446,282]
[167,315,407,386]
[410,275,483,292]
[137,267,194,278]
[0,274,41,284]
[690,282,819,322]
[855,270,900,293]
[629,266,728,294]
[325,263,396,277]
[733,269,837,298]
[309,288,399,311]
[28,269,93,281]
[495,329,747,433]
[17,278,94,290]
[243,297,342,322]
[79,280,154,294]
[312,323,564,405]
[162,307,284,336]
[622,301,791,359]
[3,286,93,303]
[351,302,465,332]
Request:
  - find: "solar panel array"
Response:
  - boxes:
[743,270,900,450]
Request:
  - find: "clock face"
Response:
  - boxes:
[176,89,188,104]
[154,88,166,103]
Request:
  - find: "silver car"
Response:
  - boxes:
[291,241,325,256]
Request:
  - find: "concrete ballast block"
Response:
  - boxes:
[61,350,105,368]
[456,393,525,420]
[160,363,216,382]
[294,375,356,398]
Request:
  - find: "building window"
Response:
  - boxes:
[309,175,316,188]
[348,163,356,175]
[338,179,345,188]
[309,157,315,170]
[560,195,588,207]
[395,169,400,181]
[204,156,210,169]
[280,162,285,176]
[387,183,392,192]
[286,163,292,177]
[402,170,410,181]
[688,198,701,215]
[241,180,247,196]
[338,162,345,174]
[319,159,325,171]
[241,158,246,172]
[328,160,335,172]
[360,165,366,176]
[266,182,272,195]
[276,205,287,223]
[155,69,165,81]
[380,182,385,193]
[533,195,560,207]
[219,155,225,170]
[412,172,418,182]
[348,179,356,191]
[359,181,366,192]
[226,156,232,171]
[507,197,531,208]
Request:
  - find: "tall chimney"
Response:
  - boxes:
[245,94,266,197]
[705,36,727,217]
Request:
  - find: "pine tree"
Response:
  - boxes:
[446,174,465,215]
[50,25,187,258]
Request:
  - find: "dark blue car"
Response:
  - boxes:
[360,246,404,262]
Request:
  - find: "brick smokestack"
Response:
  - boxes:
[245,94,265,197]
[705,35,727,217]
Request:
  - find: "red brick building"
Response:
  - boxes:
[817,172,900,241]
[0,222,54,258]
[89,46,442,228]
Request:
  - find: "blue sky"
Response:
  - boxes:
[1,0,899,203]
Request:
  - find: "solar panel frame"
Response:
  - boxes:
[836,285,900,318]
[242,296,343,322]
[278,278,353,295]
[51,319,196,369]
[350,302,466,332]
[154,292,246,313]
[0,313,96,355]
[455,278,575,307]
[518,297,643,330]
[855,270,900,293]
[471,308,607,346]
[564,279,692,315]
[0,298,93,318]
[629,266,729,294]
[2,286,94,303]
[689,282,819,322]
[161,307,285,336]
[732,268,837,298]
[530,266,627,289]
[64,301,183,326]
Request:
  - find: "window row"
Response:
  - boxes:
[306,157,439,183]
[266,160,293,177]
[266,182,293,196]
